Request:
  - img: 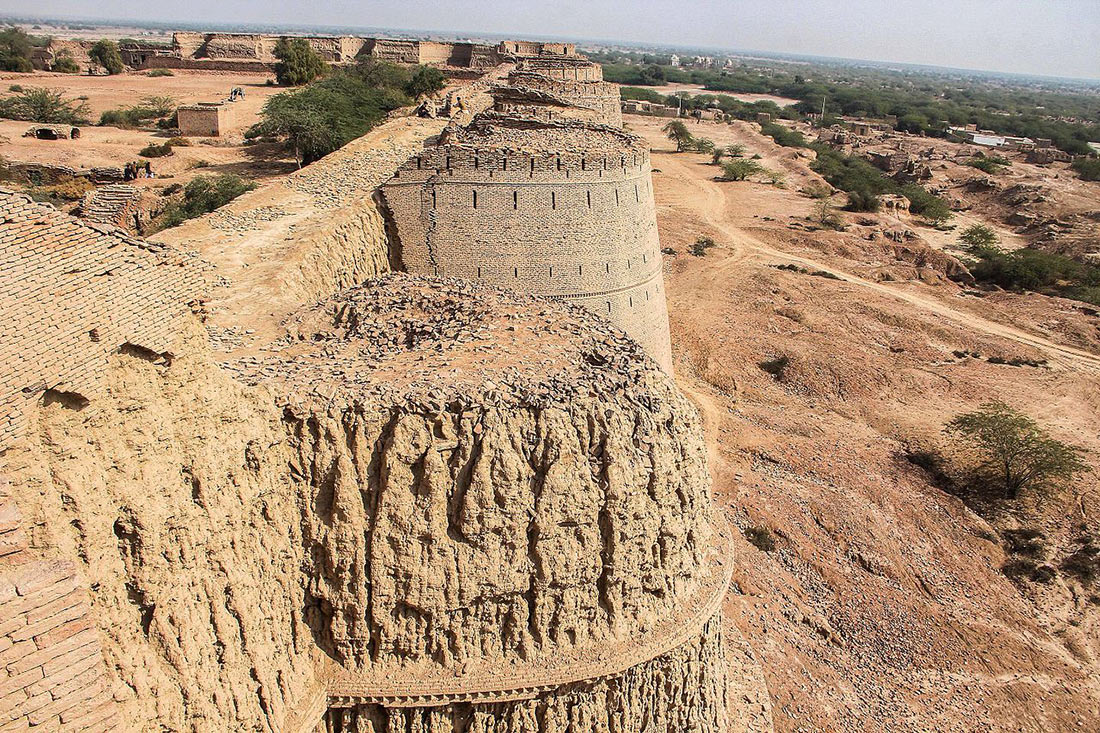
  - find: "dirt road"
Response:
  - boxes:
[655,150,1100,374]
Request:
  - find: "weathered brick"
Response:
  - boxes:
[31,617,93,651]
[27,674,106,726]
[25,589,84,626]
[6,628,96,676]
[39,635,102,678]
[35,663,100,701]
[12,561,74,598]
[13,602,89,647]
[0,503,19,533]
[57,701,117,732]
[0,638,34,672]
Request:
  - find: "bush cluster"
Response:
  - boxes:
[155,174,256,230]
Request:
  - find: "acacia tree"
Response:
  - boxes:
[663,119,693,152]
[959,223,999,250]
[0,87,89,123]
[273,38,328,86]
[945,401,1090,501]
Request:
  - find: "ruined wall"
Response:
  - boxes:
[381,121,674,372]
[249,277,726,729]
[2,321,322,731]
[0,189,205,450]
[505,70,622,126]
[0,489,121,732]
[515,57,603,82]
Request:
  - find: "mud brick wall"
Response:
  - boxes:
[506,71,622,126]
[0,189,205,450]
[382,131,674,371]
[0,494,119,732]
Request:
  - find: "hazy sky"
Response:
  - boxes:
[7,0,1100,79]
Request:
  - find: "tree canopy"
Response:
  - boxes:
[89,40,124,75]
[945,401,1090,501]
[273,38,329,86]
[248,64,412,166]
[0,27,35,72]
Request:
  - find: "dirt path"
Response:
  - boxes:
[657,152,1100,374]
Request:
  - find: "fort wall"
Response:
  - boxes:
[382,126,674,371]
[0,189,205,451]
[161,32,504,69]
[504,70,622,126]
[0,487,121,732]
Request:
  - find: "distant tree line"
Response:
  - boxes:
[609,56,1100,155]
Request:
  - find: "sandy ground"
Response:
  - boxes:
[630,113,1100,731]
[0,69,280,127]
[628,83,800,107]
[0,70,296,184]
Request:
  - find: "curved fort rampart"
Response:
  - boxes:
[383,114,673,371]
[0,48,729,733]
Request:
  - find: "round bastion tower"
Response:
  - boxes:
[381,115,673,372]
[381,58,672,372]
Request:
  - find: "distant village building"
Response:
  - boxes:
[177,102,235,137]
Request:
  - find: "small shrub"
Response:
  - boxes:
[686,137,715,154]
[743,526,777,552]
[165,136,190,147]
[759,121,806,147]
[763,168,786,187]
[0,87,90,124]
[138,142,173,158]
[690,236,716,256]
[720,159,763,181]
[192,160,211,168]
[146,68,174,77]
[802,181,833,199]
[8,84,23,92]
[966,156,1010,174]
[959,223,999,249]
[99,106,159,129]
[846,189,880,212]
[759,354,789,378]
[154,174,256,230]
[1071,158,1100,182]
[140,95,177,117]
[51,54,80,74]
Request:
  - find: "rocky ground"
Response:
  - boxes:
[628,114,1100,732]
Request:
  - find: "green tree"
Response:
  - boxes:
[720,159,763,181]
[638,63,665,86]
[405,66,445,98]
[0,27,34,72]
[688,137,715,154]
[724,143,746,158]
[1071,158,1100,182]
[945,401,1090,501]
[273,38,328,86]
[51,52,79,73]
[139,95,176,117]
[663,119,693,152]
[846,189,880,212]
[0,86,89,123]
[247,69,410,166]
[89,39,124,75]
[959,223,999,249]
[156,174,256,230]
